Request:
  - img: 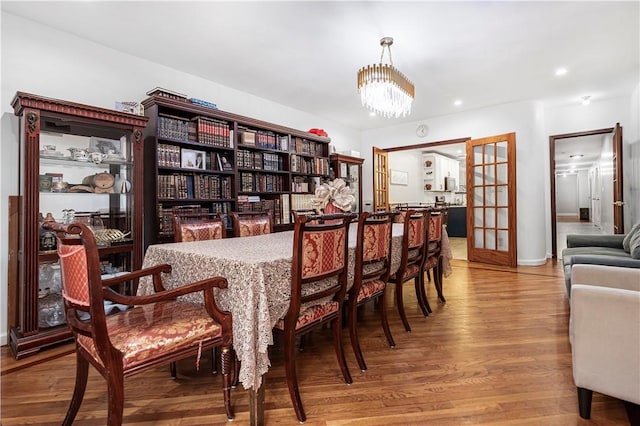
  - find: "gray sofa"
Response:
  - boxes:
[562,224,640,297]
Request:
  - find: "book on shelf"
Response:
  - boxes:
[217,152,233,171]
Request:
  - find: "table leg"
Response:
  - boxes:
[249,383,264,426]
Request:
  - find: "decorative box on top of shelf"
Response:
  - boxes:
[141,94,331,241]
[9,92,148,359]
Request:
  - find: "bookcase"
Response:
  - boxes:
[142,95,331,245]
[9,92,148,358]
[330,153,364,213]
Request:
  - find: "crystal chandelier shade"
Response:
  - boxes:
[357,37,415,118]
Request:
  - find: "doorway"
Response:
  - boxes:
[549,124,623,259]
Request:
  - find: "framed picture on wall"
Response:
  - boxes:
[390,169,408,186]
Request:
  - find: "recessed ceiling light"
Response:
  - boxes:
[453,100,463,106]
[555,67,568,76]
[581,96,591,106]
[570,154,584,159]
[369,111,376,117]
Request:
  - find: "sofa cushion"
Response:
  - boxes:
[622,223,640,253]
[562,246,631,267]
[629,228,640,259]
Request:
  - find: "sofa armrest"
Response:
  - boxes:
[571,264,640,293]
[570,284,640,405]
[566,234,625,249]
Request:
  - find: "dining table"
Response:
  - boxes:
[138,221,451,425]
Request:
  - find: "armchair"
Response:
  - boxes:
[570,264,640,423]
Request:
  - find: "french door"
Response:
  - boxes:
[466,133,518,267]
[612,123,624,233]
[373,147,389,211]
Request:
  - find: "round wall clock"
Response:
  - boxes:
[416,124,428,138]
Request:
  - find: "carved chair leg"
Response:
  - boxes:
[415,272,431,316]
[577,387,593,419]
[62,351,89,426]
[106,366,125,426]
[220,345,234,421]
[332,315,353,385]
[379,292,395,348]
[284,327,306,423]
[348,299,367,372]
[231,347,241,388]
[211,347,218,375]
[170,361,177,379]
[435,258,446,302]
[395,280,412,332]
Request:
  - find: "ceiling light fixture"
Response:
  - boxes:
[453,100,463,106]
[357,37,414,118]
[555,67,568,76]
[570,154,584,159]
[581,95,591,106]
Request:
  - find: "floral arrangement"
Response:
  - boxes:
[311,178,356,212]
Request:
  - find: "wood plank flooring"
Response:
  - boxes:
[1,259,630,425]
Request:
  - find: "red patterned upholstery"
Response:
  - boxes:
[348,211,396,372]
[78,301,222,369]
[429,214,442,241]
[275,212,355,423]
[237,218,270,237]
[58,243,90,307]
[46,221,234,424]
[301,228,346,279]
[178,221,224,242]
[231,212,272,238]
[356,279,386,303]
[388,209,429,332]
[274,300,339,330]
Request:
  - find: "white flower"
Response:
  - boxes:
[310,178,356,212]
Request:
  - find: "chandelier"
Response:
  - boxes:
[357,37,415,118]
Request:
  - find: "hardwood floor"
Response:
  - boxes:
[1,260,630,425]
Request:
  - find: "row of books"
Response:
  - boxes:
[156,114,233,148]
[157,174,232,200]
[239,172,285,193]
[237,150,284,171]
[238,128,289,151]
[291,137,323,156]
[194,116,233,147]
[157,203,232,236]
[236,197,282,225]
[290,155,330,175]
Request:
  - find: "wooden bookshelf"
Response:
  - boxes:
[142,95,330,244]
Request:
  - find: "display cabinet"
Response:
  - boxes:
[330,153,364,213]
[142,94,330,243]
[9,92,148,359]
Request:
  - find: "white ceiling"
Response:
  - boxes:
[2,1,638,135]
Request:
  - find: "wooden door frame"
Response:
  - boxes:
[548,126,614,259]
[373,137,470,211]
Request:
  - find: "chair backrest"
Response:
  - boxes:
[231,211,272,237]
[290,209,317,223]
[287,212,356,320]
[396,209,429,276]
[46,222,109,350]
[353,211,394,294]
[173,212,226,242]
[424,208,444,268]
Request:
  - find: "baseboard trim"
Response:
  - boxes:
[517,257,547,266]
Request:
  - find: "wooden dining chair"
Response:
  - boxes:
[418,208,447,314]
[290,208,317,223]
[172,212,226,242]
[273,212,356,423]
[230,211,272,237]
[45,222,234,425]
[347,211,396,372]
[387,209,429,332]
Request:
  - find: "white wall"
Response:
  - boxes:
[0,12,360,346]
[361,100,548,266]
[577,170,590,209]
[387,150,423,204]
[556,174,578,215]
